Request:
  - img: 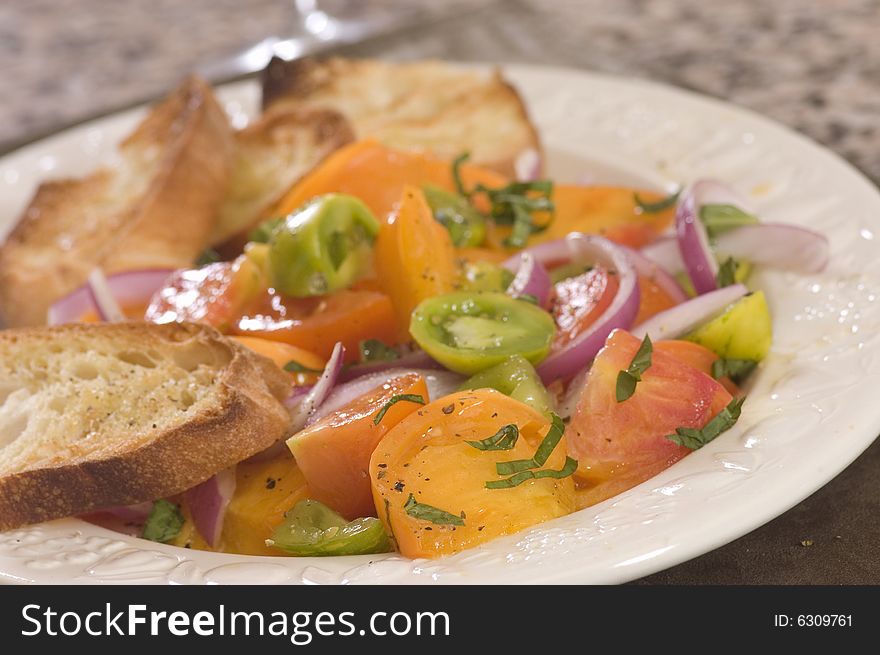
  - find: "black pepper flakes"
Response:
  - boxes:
[393,481,406,492]
[265,478,277,490]
[442,403,455,415]
[377,470,387,479]
[377,463,387,468]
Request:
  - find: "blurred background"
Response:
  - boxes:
[1,0,879,583]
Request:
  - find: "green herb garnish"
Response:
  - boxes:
[466,424,519,451]
[496,413,565,475]
[359,338,399,363]
[195,248,221,266]
[634,189,680,213]
[616,335,653,402]
[283,360,323,374]
[403,494,465,526]
[699,204,759,239]
[485,457,578,489]
[249,216,284,244]
[716,257,738,288]
[451,152,554,248]
[373,394,426,425]
[141,499,184,544]
[711,358,758,384]
[666,396,745,450]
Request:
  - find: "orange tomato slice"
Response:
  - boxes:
[371,389,575,559]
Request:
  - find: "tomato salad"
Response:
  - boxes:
[65,140,829,559]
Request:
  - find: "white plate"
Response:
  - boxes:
[1,64,879,585]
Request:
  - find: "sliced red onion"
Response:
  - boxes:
[99,502,154,523]
[47,268,176,325]
[506,252,552,308]
[676,189,719,295]
[715,223,830,274]
[86,269,127,322]
[631,283,748,341]
[307,368,464,427]
[514,148,542,181]
[184,467,237,547]
[691,178,756,214]
[338,348,441,383]
[288,342,345,431]
[534,233,640,383]
[621,245,688,304]
[640,236,684,276]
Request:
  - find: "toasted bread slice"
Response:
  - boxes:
[261,57,540,177]
[0,76,234,328]
[0,321,292,531]
[211,105,354,252]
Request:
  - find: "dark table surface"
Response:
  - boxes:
[2,0,879,583]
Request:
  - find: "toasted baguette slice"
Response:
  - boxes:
[261,57,540,177]
[211,105,354,251]
[0,76,234,328]
[0,322,291,531]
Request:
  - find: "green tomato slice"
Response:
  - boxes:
[460,355,554,416]
[267,194,380,297]
[410,292,556,375]
[268,499,391,557]
[422,184,486,247]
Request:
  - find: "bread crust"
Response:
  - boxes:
[0,322,292,531]
[260,56,542,178]
[0,76,234,328]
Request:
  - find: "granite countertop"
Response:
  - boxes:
[1,0,879,583]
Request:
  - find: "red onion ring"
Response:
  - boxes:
[288,342,345,431]
[514,148,542,181]
[676,189,719,295]
[621,245,688,304]
[640,236,684,276]
[47,268,176,325]
[533,233,640,383]
[715,223,830,274]
[184,467,237,547]
[338,348,441,383]
[505,252,553,308]
[631,283,748,341]
[87,269,126,322]
[306,368,464,427]
[98,502,154,523]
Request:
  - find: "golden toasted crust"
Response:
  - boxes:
[0,322,291,531]
[0,76,234,328]
[212,105,354,254]
[261,56,541,177]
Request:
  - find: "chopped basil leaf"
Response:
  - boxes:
[496,413,565,475]
[359,338,399,363]
[486,457,578,489]
[141,499,184,543]
[634,189,680,213]
[716,257,738,288]
[699,204,759,239]
[451,152,472,198]
[403,493,465,526]
[615,335,653,402]
[666,396,745,450]
[283,360,323,374]
[466,424,519,451]
[195,248,221,266]
[249,216,284,244]
[373,394,426,425]
[711,358,758,384]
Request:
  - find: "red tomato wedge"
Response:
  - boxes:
[232,288,398,362]
[551,267,618,353]
[655,340,740,396]
[567,329,733,508]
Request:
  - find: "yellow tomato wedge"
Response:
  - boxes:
[374,186,459,339]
